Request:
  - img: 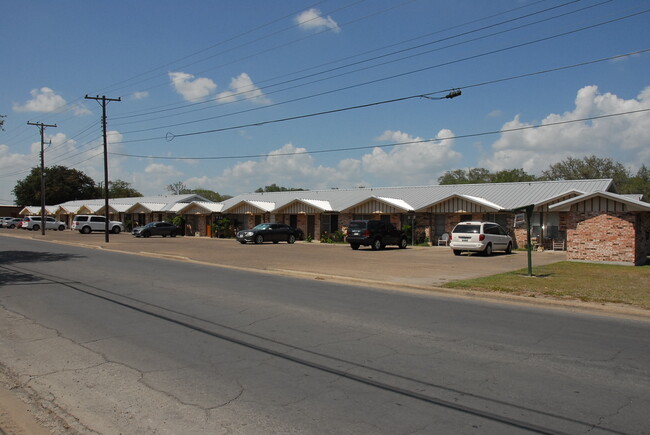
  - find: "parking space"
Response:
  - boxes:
[1,229,566,288]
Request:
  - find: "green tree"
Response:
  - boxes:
[540,155,630,187]
[105,179,142,198]
[621,165,650,202]
[13,166,99,206]
[254,183,306,192]
[438,168,535,184]
[490,169,536,183]
[166,181,192,195]
[190,188,232,202]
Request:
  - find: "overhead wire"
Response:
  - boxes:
[112,8,650,142]
[113,0,581,122]
[110,108,650,160]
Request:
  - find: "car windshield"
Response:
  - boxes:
[453,224,480,234]
[144,223,155,228]
[253,224,271,230]
[348,221,366,230]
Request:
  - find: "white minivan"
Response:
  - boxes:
[449,221,513,256]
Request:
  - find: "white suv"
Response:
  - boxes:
[72,215,124,234]
[449,221,513,256]
[20,216,67,231]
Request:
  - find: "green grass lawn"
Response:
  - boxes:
[443,260,650,309]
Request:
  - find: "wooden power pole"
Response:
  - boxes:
[27,121,57,236]
[85,95,121,243]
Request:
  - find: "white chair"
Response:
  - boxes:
[437,233,450,246]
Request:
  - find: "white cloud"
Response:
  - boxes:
[0,143,35,203]
[216,73,270,105]
[169,71,217,101]
[295,8,340,33]
[185,133,463,194]
[12,87,90,116]
[13,87,66,113]
[362,129,462,185]
[131,91,149,100]
[481,85,650,174]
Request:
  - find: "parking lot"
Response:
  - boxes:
[0,229,566,289]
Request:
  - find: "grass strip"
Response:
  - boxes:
[443,261,650,309]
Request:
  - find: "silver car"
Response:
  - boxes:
[449,221,513,256]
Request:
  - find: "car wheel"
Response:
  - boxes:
[255,234,264,244]
[81,226,91,234]
[112,226,121,234]
[453,250,462,256]
[484,243,493,256]
[162,234,167,238]
[288,234,296,244]
[143,231,151,238]
[371,238,382,251]
[505,242,512,254]
[32,224,40,231]
[58,225,65,231]
[273,240,279,244]
[239,241,247,244]
[399,238,407,249]
[350,244,360,250]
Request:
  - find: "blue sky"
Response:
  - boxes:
[2,0,649,204]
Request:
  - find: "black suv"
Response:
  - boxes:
[346,220,407,250]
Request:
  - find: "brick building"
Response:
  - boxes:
[19,179,650,265]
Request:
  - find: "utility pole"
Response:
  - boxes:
[85,95,121,243]
[27,121,57,236]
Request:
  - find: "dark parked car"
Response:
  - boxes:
[132,221,180,238]
[346,220,407,250]
[236,223,298,244]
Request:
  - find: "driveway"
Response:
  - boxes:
[0,230,565,288]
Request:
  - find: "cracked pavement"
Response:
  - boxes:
[1,235,649,433]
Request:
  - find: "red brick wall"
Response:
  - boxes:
[566,211,638,265]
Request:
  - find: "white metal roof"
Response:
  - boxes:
[550,191,650,212]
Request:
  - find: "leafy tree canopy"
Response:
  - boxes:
[99,179,143,198]
[438,168,535,185]
[13,166,98,206]
[255,183,307,193]
[540,155,630,186]
[190,188,232,202]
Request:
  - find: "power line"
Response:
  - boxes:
[110,108,650,161]
[107,48,648,146]
[115,8,649,138]
[112,0,595,124]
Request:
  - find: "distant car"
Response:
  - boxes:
[132,221,180,238]
[72,215,124,234]
[2,218,22,229]
[20,216,67,231]
[345,219,407,250]
[0,217,14,228]
[449,221,513,256]
[236,223,298,244]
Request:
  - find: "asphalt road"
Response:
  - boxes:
[1,237,649,434]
